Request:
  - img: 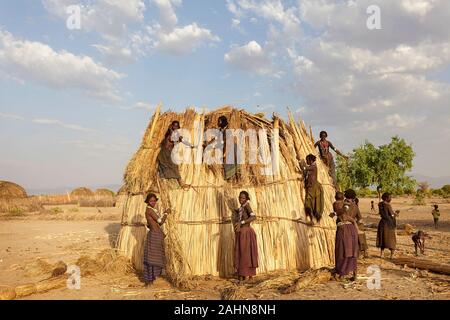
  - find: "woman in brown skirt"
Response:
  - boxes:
[143,193,171,287]
[233,191,259,281]
[376,192,398,259]
[334,189,359,281]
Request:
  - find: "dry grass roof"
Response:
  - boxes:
[95,188,115,197]
[124,106,318,193]
[0,181,28,199]
[70,187,94,197]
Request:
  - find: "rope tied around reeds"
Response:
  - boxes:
[173,216,336,231]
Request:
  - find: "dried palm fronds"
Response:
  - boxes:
[280,268,332,294]
[77,249,133,277]
[221,285,249,300]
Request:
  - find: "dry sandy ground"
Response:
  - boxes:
[0,199,449,300]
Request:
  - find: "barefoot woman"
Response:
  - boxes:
[143,193,171,286]
[376,192,397,259]
[233,191,259,281]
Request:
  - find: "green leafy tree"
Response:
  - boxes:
[337,136,416,193]
[442,185,450,195]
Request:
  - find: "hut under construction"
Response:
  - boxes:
[116,106,336,285]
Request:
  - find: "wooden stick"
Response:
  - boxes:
[391,256,450,275]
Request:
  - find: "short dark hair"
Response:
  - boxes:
[306,154,316,162]
[434,204,439,209]
[319,131,328,138]
[145,193,158,203]
[218,115,228,128]
[171,120,180,127]
[335,192,344,200]
[344,189,357,200]
[239,190,250,200]
[382,192,391,201]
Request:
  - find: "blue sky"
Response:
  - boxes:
[1,0,450,192]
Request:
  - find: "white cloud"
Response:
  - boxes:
[230,18,247,35]
[148,23,220,55]
[152,0,180,31]
[0,112,25,121]
[385,114,426,129]
[0,29,124,102]
[43,0,148,63]
[43,0,146,40]
[32,118,95,132]
[226,0,302,76]
[299,0,450,51]
[401,0,439,16]
[146,1,220,55]
[224,41,272,75]
[43,0,219,59]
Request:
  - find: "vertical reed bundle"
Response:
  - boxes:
[117,106,337,282]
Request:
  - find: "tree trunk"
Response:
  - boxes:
[392,256,450,275]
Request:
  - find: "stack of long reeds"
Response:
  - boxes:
[117,106,337,281]
[115,185,129,209]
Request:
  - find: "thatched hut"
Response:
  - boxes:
[0,181,28,199]
[117,106,336,285]
[0,181,41,213]
[95,188,115,197]
[70,187,94,199]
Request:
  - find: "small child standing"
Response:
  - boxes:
[431,205,440,229]
[411,230,426,256]
[330,192,344,219]
[370,200,375,213]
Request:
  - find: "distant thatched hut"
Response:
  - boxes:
[117,106,336,286]
[95,188,115,197]
[70,187,94,199]
[0,181,28,199]
[0,181,41,213]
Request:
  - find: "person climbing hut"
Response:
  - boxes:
[314,131,348,188]
[300,154,324,223]
[157,130,187,188]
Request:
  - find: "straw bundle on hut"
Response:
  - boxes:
[115,185,129,209]
[117,106,337,283]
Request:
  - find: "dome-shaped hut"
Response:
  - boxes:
[117,106,336,286]
[95,188,115,197]
[0,181,28,199]
[70,187,94,199]
[0,181,42,213]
